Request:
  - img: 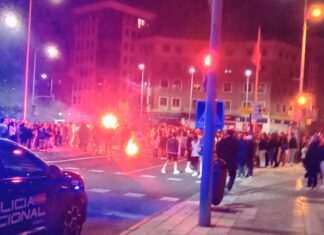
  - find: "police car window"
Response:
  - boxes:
[0,147,46,177]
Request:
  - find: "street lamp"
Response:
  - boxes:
[244,69,252,125]
[3,11,19,28]
[299,1,324,94]
[31,45,60,105]
[188,67,196,124]
[138,64,145,121]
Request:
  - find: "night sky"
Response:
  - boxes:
[0,0,323,89]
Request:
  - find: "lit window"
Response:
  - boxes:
[276,104,280,112]
[172,98,181,108]
[161,80,168,88]
[242,101,252,107]
[172,81,181,89]
[224,68,232,74]
[193,84,201,91]
[137,18,146,29]
[224,100,231,112]
[159,97,168,106]
[223,82,232,92]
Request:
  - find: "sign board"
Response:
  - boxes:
[238,106,253,115]
[251,102,263,120]
[195,100,224,130]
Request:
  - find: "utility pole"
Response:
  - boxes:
[199,0,223,226]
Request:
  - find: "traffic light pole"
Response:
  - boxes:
[199,0,223,226]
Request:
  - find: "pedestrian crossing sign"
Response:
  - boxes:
[195,100,224,130]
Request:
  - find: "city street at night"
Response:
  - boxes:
[38,149,201,235]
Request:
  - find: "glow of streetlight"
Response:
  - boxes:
[138,64,145,70]
[245,69,252,77]
[3,12,19,28]
[189,67,196,74]
[309,5,324,20]
[204,55,211,67]
[41,73,48,79]
[45,45,59,59]
[297,95,308,106]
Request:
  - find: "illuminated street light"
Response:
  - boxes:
[297,94,308,106]
[188,67,196,124]
[125,139,139,157]
[308,5,324,20]
[3,11,19,28]
[138,64,145,121]
[41,73,48,79]
[102,114,119,129]
[204,55,211,67]
[45,45,60,59]
[244,69,252,125]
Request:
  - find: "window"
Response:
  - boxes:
[224,100,231,112]
[174,62,182,73]
[193,84,201,91]
[124,43,128,50]
[77,96,81,104]
[125,28,129,36]
[223,82,232,93]
[0,145,47,177]
[257,83,266,93]
[243,82,253,93]
[171,98,181,108]
[161,80,169,88]
[161,62,169,71]
[73,96,76,104]
[175,46,183,54]
[282,105,286,113]
[242,101,252,107]
[224,68,232,74]
[276,104,280,112]
[159,97,168,106]
[172,81,181,89]
[123,57,128,64]
[162,45,170,53]
[137,18,146,29]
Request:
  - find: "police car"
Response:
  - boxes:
[0,138,87,235]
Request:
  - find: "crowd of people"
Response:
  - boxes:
[1,117,324,191]
[149,123,323,192]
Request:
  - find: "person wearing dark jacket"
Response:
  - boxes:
[304,136,320,188]
[246,135,256,177]
[161,132,180,175]
[288,133,298,166]
[258,134,268,168]
[216,129,239,191]
[278,133,288,166]
[236,133,248,178]
[268,133,279,167]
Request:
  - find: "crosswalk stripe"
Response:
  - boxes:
[123,192,146,198]
[140,175,156,179]
[114,172,128,175]
[64,167,80,170]
[167,178,183,182]
[89,170,104,173]
[160,197,180,202]
[87,188,111,193]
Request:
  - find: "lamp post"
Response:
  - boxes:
[245,69,252,125]
[188,67,196,124]
[31,45,60,105]
[138,64,145,121]
[299,1,323,93]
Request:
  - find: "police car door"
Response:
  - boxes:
[0,143,48,234]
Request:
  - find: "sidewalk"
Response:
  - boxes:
[124,165,324,235]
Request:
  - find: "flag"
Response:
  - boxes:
[252,27,262,102]
[252,27,262,70]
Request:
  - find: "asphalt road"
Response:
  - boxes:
[37,149,201,235]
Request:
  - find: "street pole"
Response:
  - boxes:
[23,0,33,120]
[299,0,308,93]
[140,69,144,121]
[188,69,195,124]
[31,51,37,106]
[245,74,250,124]
[199,0,223,226]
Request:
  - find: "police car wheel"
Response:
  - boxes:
[63,203,83,235]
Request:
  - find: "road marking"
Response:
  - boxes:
[167,178,183,182]
[195,180,201,184]
[103,211,146,220]
[160,197,180,202]
[185,200,199,205]
[64,167,80,170]
[140,175,156,179]
[124,159,186,175]
[114,172,128,175]
[123,192,146,198]
[46,156,105,164]
[89,169,105,173]
[87,188,111,193]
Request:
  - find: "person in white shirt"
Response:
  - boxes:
[191,134,200,177]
